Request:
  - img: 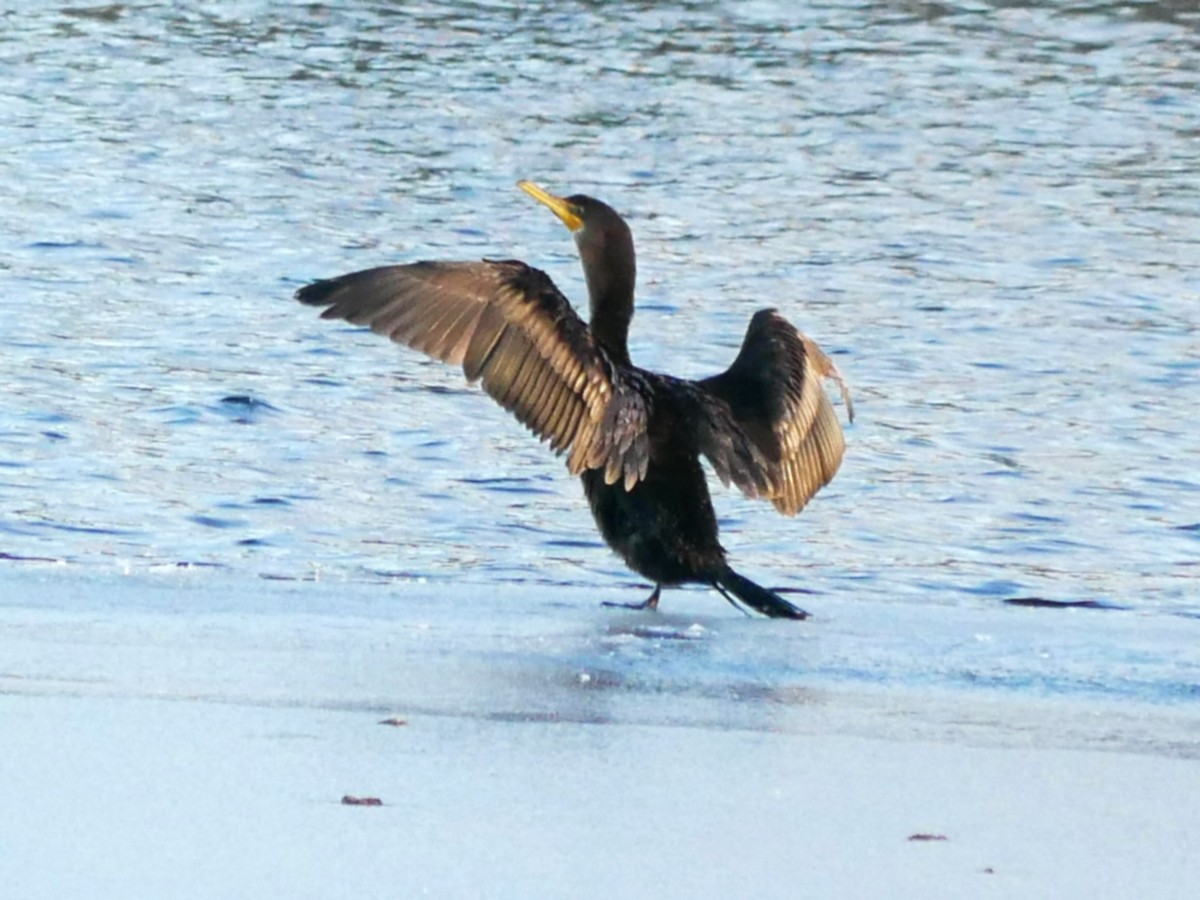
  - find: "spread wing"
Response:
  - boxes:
[700,308,853,515]
[295,260,649,487]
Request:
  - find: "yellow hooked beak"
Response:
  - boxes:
[517,180,584,232]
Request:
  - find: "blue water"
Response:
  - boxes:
[2,3,1198,708]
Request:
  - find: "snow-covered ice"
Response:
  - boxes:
[3,567,1196,899]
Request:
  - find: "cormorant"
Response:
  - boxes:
[295,181,853,619]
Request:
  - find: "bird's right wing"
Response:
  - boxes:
[699,309,853,515]
[295,260,649,487]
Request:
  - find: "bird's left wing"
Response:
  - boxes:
[295,260,649,485]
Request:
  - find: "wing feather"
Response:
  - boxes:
[297,261,649,485]
[700,309,852,516]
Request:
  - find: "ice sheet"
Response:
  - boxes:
[2,568,1197,899]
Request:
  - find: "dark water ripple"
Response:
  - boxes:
[1,2,1197,646]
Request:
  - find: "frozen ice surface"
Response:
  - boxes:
[2,567,1198,899]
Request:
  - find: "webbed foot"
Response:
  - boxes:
[602,584,661,611]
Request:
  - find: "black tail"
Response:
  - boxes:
[714,569,809,620]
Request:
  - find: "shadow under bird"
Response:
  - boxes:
[295,181,853,619]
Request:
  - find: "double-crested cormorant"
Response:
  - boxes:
[296,181,852,619]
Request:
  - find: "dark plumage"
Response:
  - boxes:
[295,181,853,618]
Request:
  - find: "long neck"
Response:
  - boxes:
[580,231,636,367]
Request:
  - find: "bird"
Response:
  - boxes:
[295,180,853,619]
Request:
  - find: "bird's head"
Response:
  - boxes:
[517,180,636,321]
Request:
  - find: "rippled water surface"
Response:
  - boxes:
[2,3,1198,702]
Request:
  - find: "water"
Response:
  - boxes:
[2,3,1198,707]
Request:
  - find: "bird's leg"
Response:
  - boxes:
[603,584,661,611]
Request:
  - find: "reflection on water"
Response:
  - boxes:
[1,2,1197,638]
